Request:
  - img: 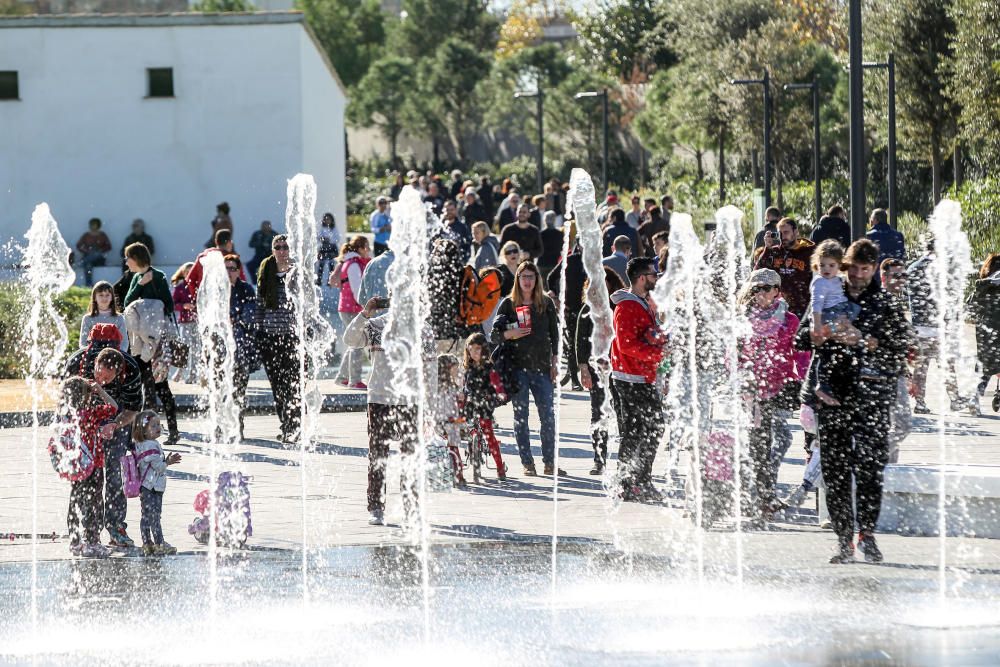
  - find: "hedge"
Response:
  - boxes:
[0,284,91,379]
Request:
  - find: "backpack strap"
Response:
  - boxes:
[135,448,159,487]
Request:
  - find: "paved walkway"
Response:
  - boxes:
[2,359,1000,570]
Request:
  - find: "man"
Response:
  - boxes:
[65,338,143,549]
[469,222,499,271]
[75,217,112,287]
[247,220,276,284]
[459,189,489,231]
[866,208,905,281]
[547,243,586,391]
[754,217,815,319]
[601,209,639,258]
[476,176,494,221]
[752,206,783,251]
[186,229,245,300]
[538,211,563,278]
[528,194,548,228]
[439,200,472,262]
[810,205,851,248]
[603,236,631,286]
[882,257,914,462]
[448,169,464,201]
[597,189,619,225]
[625,195,643,229]
[370,196,392,257]
[637,207,669,257]
[423,182,445,216]
[660,194,674,219]
[499,203,543,260]
[801,239,909,564]
[610,257,667,502]
[496,191,521,231]
[121,219,155,271]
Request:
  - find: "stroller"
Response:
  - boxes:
[188,471,252,547]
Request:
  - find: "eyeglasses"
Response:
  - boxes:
[752,285,778,293]
[225,266,239,273]
[505,250,520,256]
[273,245,289,251]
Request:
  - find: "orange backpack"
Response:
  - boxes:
[459,266,503,326]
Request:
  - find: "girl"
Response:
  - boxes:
[132,409,182,556]
[59,376,117,558]
[738,269,801,524]
[80,281,128,352]
[436,354,467,486]
[170,262,200,384]
[462,332,507,480]
[808,240,861,406]
[332,235,372,389]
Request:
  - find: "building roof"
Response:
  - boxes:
[0,10,306,29]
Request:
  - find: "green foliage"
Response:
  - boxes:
[0,285,91,380]
[948,177,1000,265]
[0,0,32,15]
[572,0,674,82]
[947,0,1000,170]
[347,55,417,163]
[391,0,497,60]
[298,0,387,89]
[896,210,929,259]
[191,0,252,10]
[422,38,492,161]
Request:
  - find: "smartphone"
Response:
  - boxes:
[373,297,390,309]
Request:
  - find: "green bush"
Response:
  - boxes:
[0,284,91,379]
[947,177,1000,266]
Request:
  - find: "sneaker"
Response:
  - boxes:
[589,463,604,476]
[978,379,989,396]
[81,543,111,558]
[829,538,855,564]
[967,402,981,417]
[523,464,538,477]
[154,543,178,556]
[368,509,385,526]
[571,383,584,392]
[543,464,567,476]
[819,519,833,530]
[335,378,349,387]
[107,528,135,549]
[349,382,368,390]
[142,543,156,557]
[638,483,665,503]
[913,401,931,414]
[858,533,884,563]
[993,392,1000,413]
[620,484,643,502]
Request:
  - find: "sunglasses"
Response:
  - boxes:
[273,244,289,251]
[505,250,520,256]
[753,285,778,293]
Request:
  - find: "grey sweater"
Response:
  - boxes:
[79,313,129,352]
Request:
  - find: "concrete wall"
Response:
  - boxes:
[0,14,347,275]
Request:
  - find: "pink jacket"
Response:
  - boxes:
[741,299,802,401]
[337,253,371,314]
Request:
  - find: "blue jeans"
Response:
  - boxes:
[103,426,130,534]
[140,487,164,545]
[512,370,555,467]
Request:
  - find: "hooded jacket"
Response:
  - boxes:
[753,238,816,318]
[740,298,801,401]
[610,290,665,384]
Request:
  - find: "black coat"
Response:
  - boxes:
[970,278,1000,377]
[810,216,851,249]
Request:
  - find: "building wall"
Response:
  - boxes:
[0,16,346,273]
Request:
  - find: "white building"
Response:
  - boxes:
[0,12,347,280]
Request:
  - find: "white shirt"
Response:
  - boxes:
[810,274,848,314]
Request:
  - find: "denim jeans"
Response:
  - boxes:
[512,369,555,466]
[103,426,131,534]
[139,487,164,545]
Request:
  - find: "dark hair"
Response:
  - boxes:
[765,206,782,220]
[870,208,888,226]
[88,217,102,229]
[843,238,880,267]
[658,247,669,273]
[224,253,242,271]
[826,205,846,219]
[643,198,656,207]
[124,242,152,268]
[322,212,335,225]
[610,208,626,226]
[215,229,233,247]
[272,234,288,249]
[217,202,230,214]
[88,281,117,316]
[881,257,905,274]
[463,332,489,368]
[652,230,669,245]
[95,347,125,371]
[649,206,662,219]
[777,216,798,231]
[612,235,632,252]
[437,353,460,388]
[980,253,1000,279]
[660,194,672,206]
[626,257,656,283]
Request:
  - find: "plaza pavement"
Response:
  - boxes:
[2,364,1000,575]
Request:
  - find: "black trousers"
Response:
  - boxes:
[68,468,103,545]
[366,403,418,514]
[611,379,665,489]
[258,331,302,437]
[137,358,177,435]
[818,378,892,540]
[587,365,609,465]
[748,396,780,508]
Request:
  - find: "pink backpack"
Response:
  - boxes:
[121,448,158,498]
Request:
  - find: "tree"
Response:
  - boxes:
[572,0,674,83]
[947,0,1000,170]
[867,0,960,204]
[191,0,252,10]
[348,56,416,165]
[298,0,387,89]
[391,0,498,61]
[423,39,492,161]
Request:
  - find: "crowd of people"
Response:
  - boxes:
[56,169,1000,566]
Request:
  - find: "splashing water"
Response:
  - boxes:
[21,203,75,648]
[926,199,978,604]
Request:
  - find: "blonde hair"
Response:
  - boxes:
[511,261,547,310]
[131,409,160,443]
[811,239,845,272]
[171,261,195,285]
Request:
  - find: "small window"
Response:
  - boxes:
[0,72,18,100]
[147,68,174,98]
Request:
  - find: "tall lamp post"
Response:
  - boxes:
[731,70,773,206]
[784,78,822,224]
[848,0,866,240]
[863,53,897,229]
[515,89,545,195]
[574,89,609,193]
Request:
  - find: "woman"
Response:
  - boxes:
[225,254,259,440]
[170,262,199,384]
[576,267,626,475]
[492,261,562,477]
[123,242,179,445]
[316,212,341,286]
[970,253,1000,405]
[738,269,801,523]
[80,281,128,352]
[257,234,303,442]
[496,241,521,297]
[331,235,372,388]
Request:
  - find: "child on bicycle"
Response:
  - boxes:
[436,354,467,487]
[462,332,508,480]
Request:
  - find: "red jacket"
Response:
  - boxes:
[610,290,665,384]
[186,248,246,300]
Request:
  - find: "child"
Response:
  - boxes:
[436,354,467,487]
[132,410,182,556]
[462,333,508,480]
[809,240,862,406]
[59,376,117,558]
[79,281,128,352]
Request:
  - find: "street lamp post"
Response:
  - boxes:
[731,70,772,206]
[863,53,898,229]
[848,0,866,240]
[515,89,545,194]
[784,78,822,224]
[574,89,609,193]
